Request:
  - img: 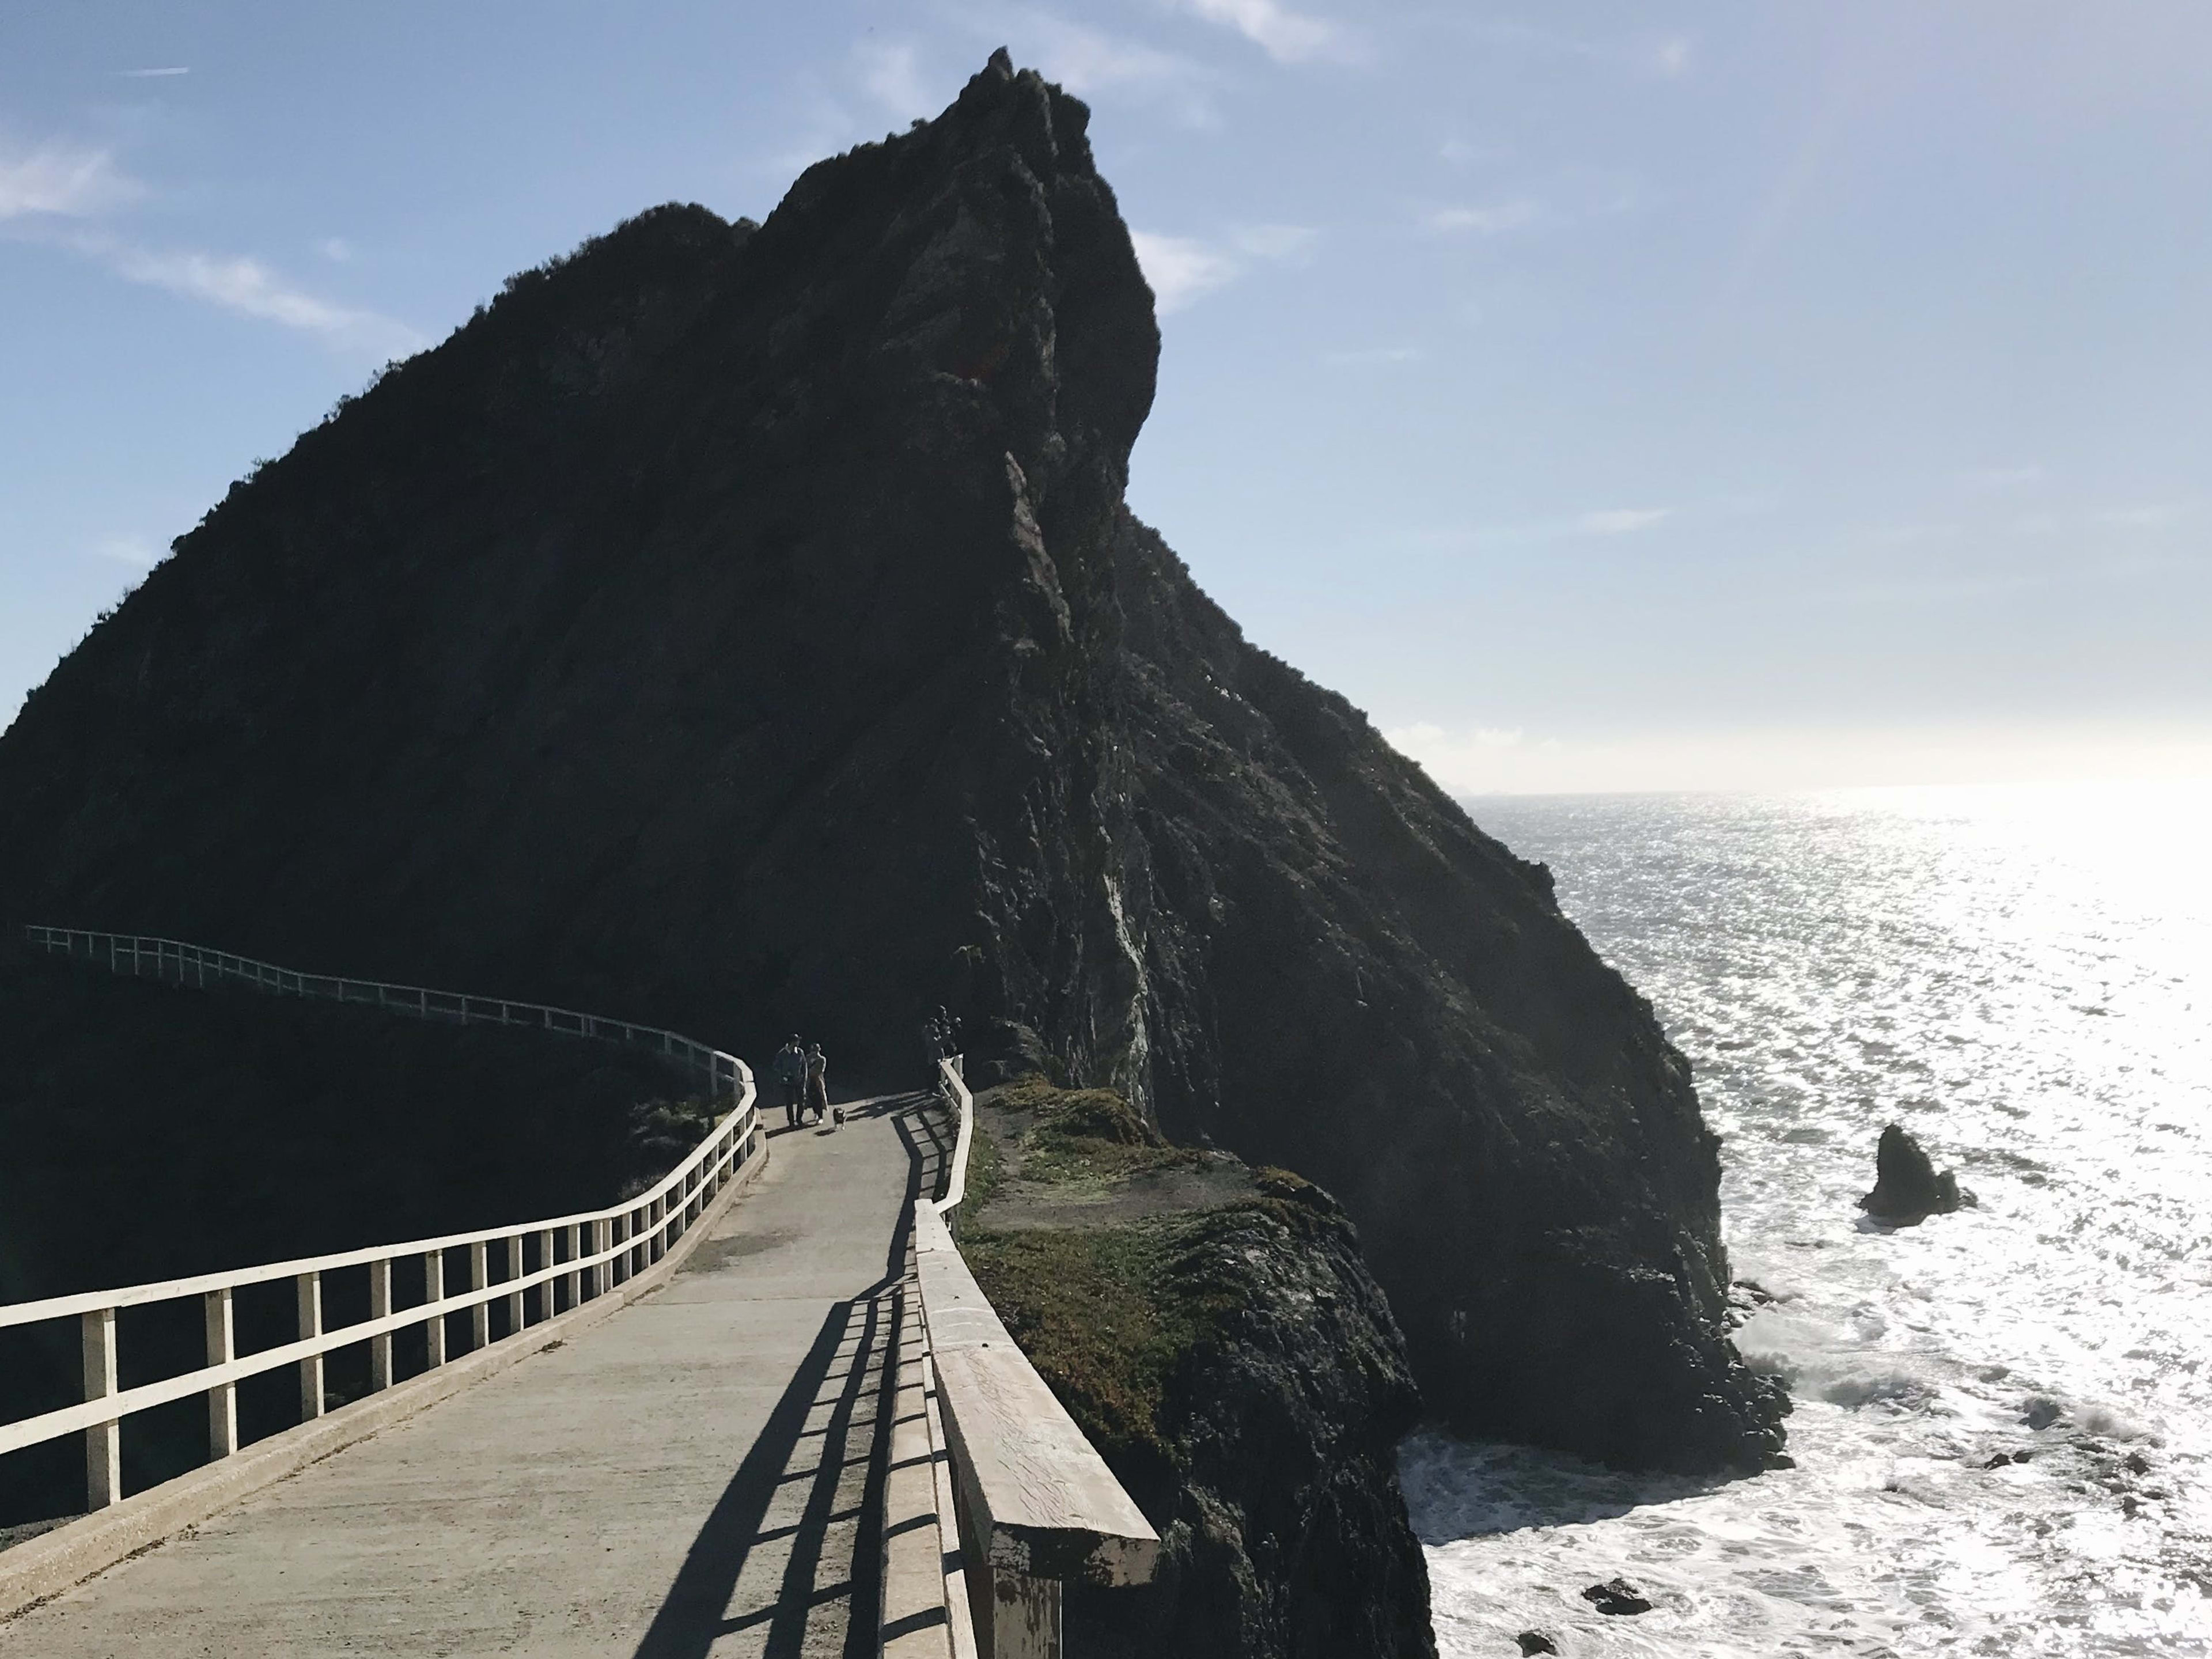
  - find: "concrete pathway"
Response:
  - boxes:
[1,1091,931,1658]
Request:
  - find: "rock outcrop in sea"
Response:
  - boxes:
[1859,1123,1965,1223]
[0,54,1784,1472]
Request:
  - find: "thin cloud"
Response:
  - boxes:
[118,67,190,78]
[1130,230,1238,312]
[1576,507,1671,535]
[1426,169,1646,239]
[1325,346,1421,365]
[1429,505,1677,548]
[91,535,158,569]
[1175,0,1359,65]
[856,39,935,120]
[1229,222,1318,260]
[54,228,423,355]
[1960,464,2043,490]
[1438,137,1506,168]
[0,141,141,219]
[319,237,353,263]
[1131,221,1316,313]
[1448,19,1694,80]
[1427,199,1543,235]
[941,9,1221,126]
[2101,503,2191,529]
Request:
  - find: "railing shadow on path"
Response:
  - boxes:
[630,1093,938,1659]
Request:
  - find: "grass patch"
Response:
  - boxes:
[962,1195,1349,1467]
[962,1215,1233,1466]
[959,1113,1004,1210]
[978,1074,1206,1192]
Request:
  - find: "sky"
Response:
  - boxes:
[3,1,2209,794]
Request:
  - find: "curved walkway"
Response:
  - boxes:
[2,1090,933,1659]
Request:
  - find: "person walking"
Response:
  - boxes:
[804,1041,831,1128]
[774,1035,808,1129]
[919,1010,945,1092]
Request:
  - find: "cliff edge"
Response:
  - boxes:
[0,54,1783,1471]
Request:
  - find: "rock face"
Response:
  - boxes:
[1859,1124,1963,1223]
[961,1084,1433,1658]
[0,55,1782,1471]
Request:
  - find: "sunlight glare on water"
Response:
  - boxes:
[1405,782,2212,1657]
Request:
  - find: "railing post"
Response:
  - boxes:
[564,1225,582,1309]
[425,1249,446,1367]
[297,1271,324,1420]
[82,1308,121,1510]
[588,1219,608,1298]
[505,1235,524,1338]
[537,1229,556,1319]
[470,1241,491,1351]
[205,1288,237,1457]
[987,1569,1062,1659]
[370,1257,393,1389]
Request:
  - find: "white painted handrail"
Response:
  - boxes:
[4,925,759,1514]
[910,1058,1158,1659]
[20,926,742,1096]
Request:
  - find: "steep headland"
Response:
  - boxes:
[0,54,1782,1471]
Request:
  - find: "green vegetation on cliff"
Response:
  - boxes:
[959,1078,1436,1659]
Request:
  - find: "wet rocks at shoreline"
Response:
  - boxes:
[1858,1124,1969,1224]
[1581,1577,1654,1615]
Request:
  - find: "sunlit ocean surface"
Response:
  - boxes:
[1404,783,2212,1657]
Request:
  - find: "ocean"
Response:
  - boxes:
[1403,783,2212,1657]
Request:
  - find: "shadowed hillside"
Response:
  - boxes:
[0,938,698,1524]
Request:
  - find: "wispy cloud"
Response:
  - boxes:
[0,141,141,219]
[1960,464,2043,490]
[1426,199,1543,235]
[1438,137,1506,168]
[936,9,1221,126]
[91,534,159,568]
[2100,503,2191,529]
[1576,507,1671,535]
[856,38,935,120]
[1174,0,1360,65]
[1324,345,1421,365]
[1130,230,1239,312]
[319,237,353,263]
[1447,19,1695,80]
[1425,167,1645,238]
[1419,505,1677,548]
[46,227,423,355]
[1229,222,1318,260]
[1131,221,1318,313]
[118,66,190,79]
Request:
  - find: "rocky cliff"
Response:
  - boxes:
[0,53,1783,1471]
[960,1079,1434,1658]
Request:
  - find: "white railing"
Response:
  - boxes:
[3,926,759,1520]
[20,926,743,1098]
[903,1058,1158,1659]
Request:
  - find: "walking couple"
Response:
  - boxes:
[772,1035,832,1130]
